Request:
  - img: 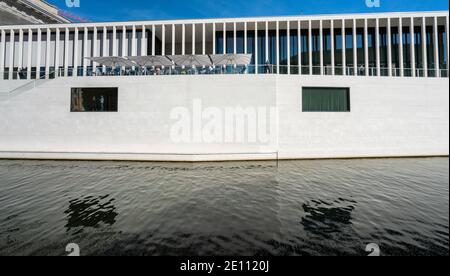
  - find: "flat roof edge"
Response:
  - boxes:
[0,10,448,30]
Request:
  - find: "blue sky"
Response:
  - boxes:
[47,0,449,22]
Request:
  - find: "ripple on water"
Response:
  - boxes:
[0,158,448,256]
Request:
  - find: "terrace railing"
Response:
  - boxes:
[1,66,448,80]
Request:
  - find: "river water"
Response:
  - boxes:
[0,158,448,256]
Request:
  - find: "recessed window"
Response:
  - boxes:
[71,88,118,112]
[302,87,350,112]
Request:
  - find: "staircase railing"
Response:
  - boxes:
[0,71,56,101]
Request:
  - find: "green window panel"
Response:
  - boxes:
[302,87,350,112]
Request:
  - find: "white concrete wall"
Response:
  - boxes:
[0,75,448,161]
[277,75,449,159]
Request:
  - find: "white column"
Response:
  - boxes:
[202,23,206,55]
[162,25,166,55]
[131,25,136,56]
[152,25,156,55]
[36,28,42,78]
[342,19,346,75]
[223,23,226,54]
[73,28,78,77]
[364,18,369,76]
[331,20,335,75]
[18,29,23,72]
[376,18,380,76]
[212,23,216,54]
[142,25,147,56]
[433,16,439,77]
[244,22,248,54]
[399,18,404,77]
[276,21,279,73]
[422,17,428,77]
[83,27,88,76]
[172,24,176,55]
[64,28,69,77]
[181,24,185,55]
[8,30,14,80]
[102,27,108,54]
[410,17,415,77]
[287,21,291,74]
[121,26,126,57]
[298,21,302,75]
[353,19,357,76]
[54,29,58,78]
[255,22,258,73]
[265,21,269,63]
[118,26,128,71]
[45,28,51,77]
[308,20,312,75]
[0,29,6,78]
[446,16,449,75]
[387,18,392,76]
[319,20,323,75]
[233,22,237,54]
[244,22,247,73]
[0,30,5,78]
[102,27,107,72]
[121,26,126,72]
[32,29,37,80]
[92,27,98,73]
[112,26,117,56]
[192,24,195,55]
[27,29,33,77]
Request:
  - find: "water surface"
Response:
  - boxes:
[0,158,448,256]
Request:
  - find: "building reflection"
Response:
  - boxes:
[300,198,357,240]
[64,195,118,233]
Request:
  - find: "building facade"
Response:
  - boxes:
[0,11,448,161]
[0,11,448,80]
[0,0,70,25]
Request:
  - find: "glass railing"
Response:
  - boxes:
[0,69,57,80]
[1,66,448,80]
[79,65,263,76]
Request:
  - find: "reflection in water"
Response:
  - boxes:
[64,195,118,233]
[301,198,356,240]
[0,158,448,256]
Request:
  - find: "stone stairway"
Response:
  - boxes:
[0,72,55,101]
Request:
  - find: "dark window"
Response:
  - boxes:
[226,31,233,54]
[302,87,350,112]
[246,30,255,73]
[216,31,224,54]
[257,30,266,65]
[301,29,310,73]
[236,30,245,54]
[71,88,118,112]
[279,29,288,74]
[345,28,354,67]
